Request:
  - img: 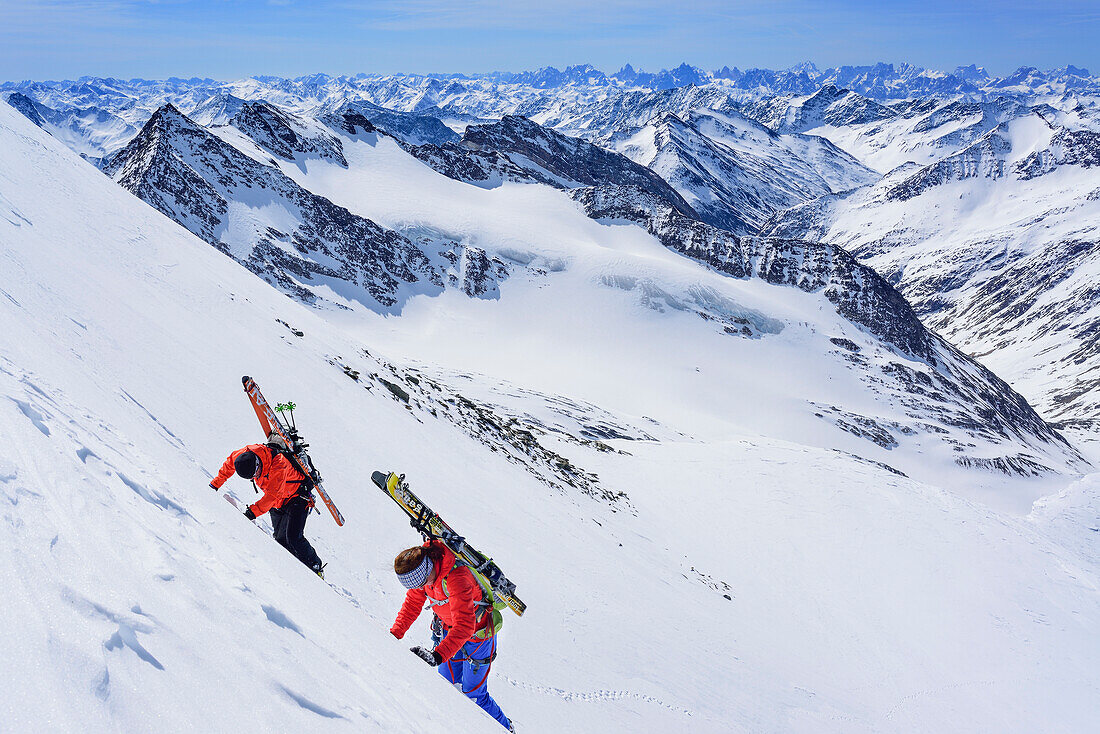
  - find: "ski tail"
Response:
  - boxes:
[242,375,275,438]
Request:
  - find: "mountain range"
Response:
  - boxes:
[2,61,1099,733]
[8,63,1097,439]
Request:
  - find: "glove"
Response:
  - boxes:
[244,507,257,521]
[410,646,442,666]
[209,482,219,491]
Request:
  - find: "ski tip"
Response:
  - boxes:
[370,470,389,490]
[241,375,251,386]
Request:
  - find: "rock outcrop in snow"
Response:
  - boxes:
[572,183,1085,473]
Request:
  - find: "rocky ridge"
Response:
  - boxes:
[763,112,1100,429]
[102,104,440,309]
[571,184,1084,471]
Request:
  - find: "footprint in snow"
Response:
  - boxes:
[262,604,304,637]
[278,685,344,719]
[117,472,193,520]
[12,399,50,437]
[68,592,166,671]
[104,621,165,671]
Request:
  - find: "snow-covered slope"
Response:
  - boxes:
[188,92,249,127]
[764,112,1100,432]
[607,110,876,234]
[3,99,1099,734]
[102,104,445,311]
[4,91,137,162]
[322,100,460,147]
[90,95,1089,490]
[507,85,879,235]
[245,107,1089,493]
[0,99,504,734]
[742,85,896,135]
[779,96,1046,174]
[226,100,348,167]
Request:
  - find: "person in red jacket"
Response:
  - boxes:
[210,444,324,577]
[391,540,512,731]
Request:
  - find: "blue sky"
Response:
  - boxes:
[2,0,1098,81]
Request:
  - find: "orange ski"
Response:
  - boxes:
[242,375,345,526]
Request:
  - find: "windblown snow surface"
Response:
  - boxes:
[1,101,1099,734]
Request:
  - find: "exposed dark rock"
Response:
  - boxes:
[885,129,1013,201]
[401,139,545,187]
[571,183,1081,463]
[103,104,440,310]
[830,337,861,352]
[461,116,696,214]
[1015,128,1100,179]
[230,101,347,166]
[572,184,937,362]
[6,92,46,127]
[323,101,459,146]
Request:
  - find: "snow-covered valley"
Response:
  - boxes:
[3,63,1100,733]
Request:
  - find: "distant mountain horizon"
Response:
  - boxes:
[4,60,1094,89]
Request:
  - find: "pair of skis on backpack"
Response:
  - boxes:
[238,376,525,617]
[370,470,527,617]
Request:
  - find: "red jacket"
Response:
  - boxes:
[210,444,310,517]
[390,540,494,662]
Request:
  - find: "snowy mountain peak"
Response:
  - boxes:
[458,115,697,216]
[103,103,444,310]
[788,61,820,75]
[954,63,990,82]
[228,100,348,166]
[188,92,248,127]
[324,100,459,146]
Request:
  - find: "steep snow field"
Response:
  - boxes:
[2,101,1099,734]
[271,126,1083,509]
[764,113,1100,431]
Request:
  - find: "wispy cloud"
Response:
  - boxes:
[336,0,741,32]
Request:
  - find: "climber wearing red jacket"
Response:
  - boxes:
[210,443,324,577]
[391,540,512,730]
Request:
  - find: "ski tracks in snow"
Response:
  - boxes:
[0,357,196,522]
[499,674,697,718]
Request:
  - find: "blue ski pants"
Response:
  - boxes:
[436,633,511,729]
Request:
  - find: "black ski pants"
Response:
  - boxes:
[269,496,322,571]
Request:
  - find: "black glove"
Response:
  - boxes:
[243,507,257,521]
[410,646,442,666]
